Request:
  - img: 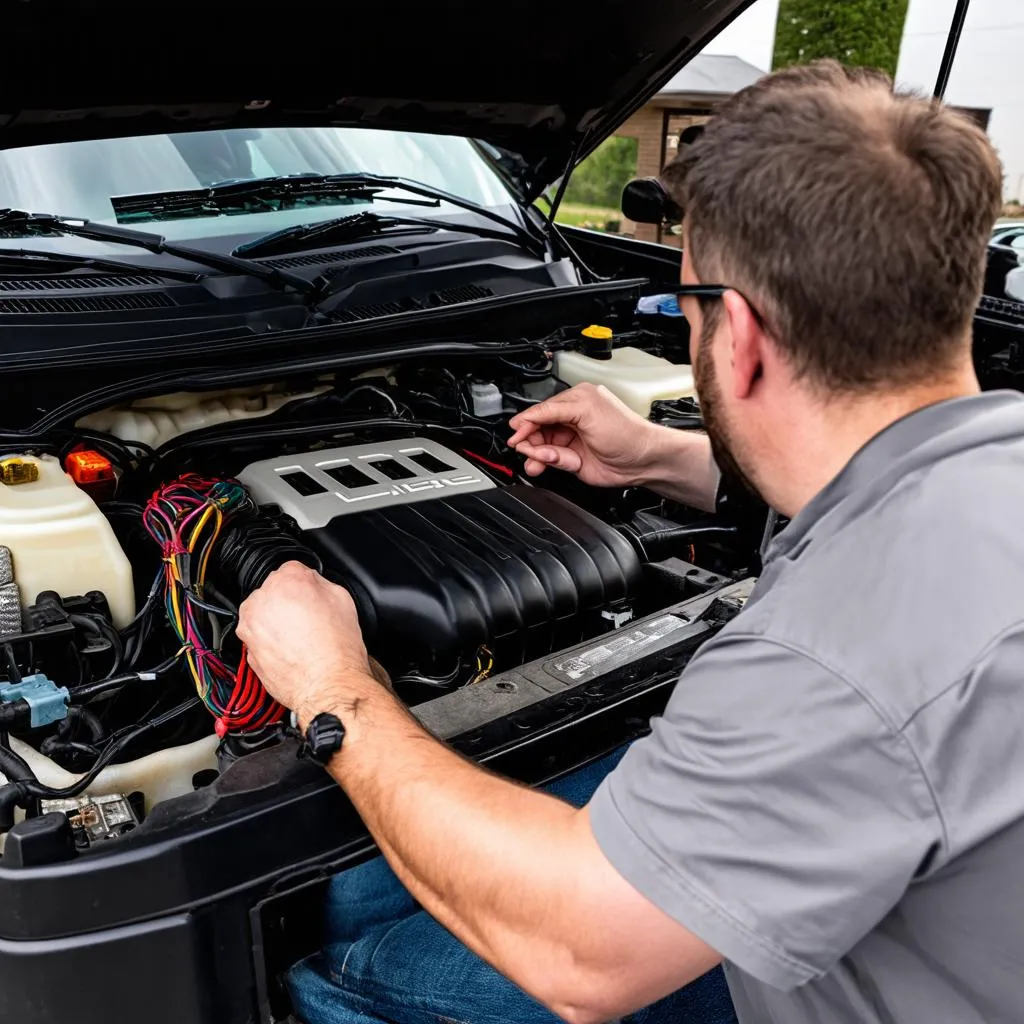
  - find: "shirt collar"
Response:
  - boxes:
[763,391,1024,565]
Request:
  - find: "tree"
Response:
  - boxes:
[773,0,909,78]
[563,136,639,210]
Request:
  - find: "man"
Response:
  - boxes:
[238,61,1022,1024]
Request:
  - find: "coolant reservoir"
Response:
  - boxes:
[0,454,135,627]
[554,326,696,417]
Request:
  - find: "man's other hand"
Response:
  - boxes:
[237,561,375,724]
[508,383,659,487]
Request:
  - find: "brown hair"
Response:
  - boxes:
[661,60,1004,391]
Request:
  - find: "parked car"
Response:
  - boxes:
[991,221,1024,251]
[0,3,1020,1023]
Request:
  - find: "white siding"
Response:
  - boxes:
[897,0,1024,200]
[700,0,1022,199]
[701,0,780,72]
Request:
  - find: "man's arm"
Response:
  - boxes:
[241,567,941,1017]
[317,684,720,1023]
[507,383,720,513]
[240,566,720,1024]
[639,425,721,510]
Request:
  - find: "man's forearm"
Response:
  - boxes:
[638,428,719,511]
[309,684,601,1011]
[302,679,711,1023]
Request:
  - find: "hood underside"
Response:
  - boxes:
[4,0,753,196]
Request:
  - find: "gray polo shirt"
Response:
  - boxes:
[590,390,1024,1024]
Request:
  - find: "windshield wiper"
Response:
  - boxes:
[233,209,539,260]
[0,247,205,282]
[0,210,317,296]
[114,173,545,256]
[112,174,442,223]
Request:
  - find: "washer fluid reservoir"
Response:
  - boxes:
[554,326,696,417]
[0,454,135,627]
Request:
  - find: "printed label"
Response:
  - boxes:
[547,615,692,683]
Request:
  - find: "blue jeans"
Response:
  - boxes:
[288,749,737,1024]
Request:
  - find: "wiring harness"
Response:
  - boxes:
[142,474,286,737]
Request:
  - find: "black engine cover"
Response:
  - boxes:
[303,485,641,676]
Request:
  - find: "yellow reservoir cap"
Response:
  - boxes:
[0,457,40,486]
[582,325,613,340]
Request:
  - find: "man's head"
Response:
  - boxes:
[662,60,1004,509]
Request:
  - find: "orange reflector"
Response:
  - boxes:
[65,449,115,485]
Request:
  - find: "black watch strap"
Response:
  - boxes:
[301,711,345,766]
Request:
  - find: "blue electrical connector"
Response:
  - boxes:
[0,674,70,728]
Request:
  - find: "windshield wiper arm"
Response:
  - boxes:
[233,210,537,260]
[114,172,545,255]
[112,174,442,223]
[0,210,317,296]
[324,173,544,251]
[0,247,205,282]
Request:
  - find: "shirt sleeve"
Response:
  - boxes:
[588,632,942,990]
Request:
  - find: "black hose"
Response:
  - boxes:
[49,706,106,745]
[216,510,322,596]
[71,651,181,704]
[39,739,100,761]
[619,512,739,562]
[15,697,201,801]
[0,782,28,832]
[0,743,35,785]
[40,706,106,760]
[70,614,124,677]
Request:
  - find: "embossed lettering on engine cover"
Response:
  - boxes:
[237,438,496,530]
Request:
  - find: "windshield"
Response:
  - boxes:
[0,126,517,238]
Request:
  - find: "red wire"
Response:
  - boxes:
[216,645,286,736]
[462,449,514,478]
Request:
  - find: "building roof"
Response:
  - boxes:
[657,54,766,99]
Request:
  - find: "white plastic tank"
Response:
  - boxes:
[554,326,696,417]
[6,733,218,812]
[0,454,135,626]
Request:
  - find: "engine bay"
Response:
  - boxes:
[0,327,760,858]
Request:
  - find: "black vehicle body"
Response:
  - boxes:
[0,3,1019,1023]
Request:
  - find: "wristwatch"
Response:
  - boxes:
[300,711,346,766]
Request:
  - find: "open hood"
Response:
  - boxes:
[3,0,754,198]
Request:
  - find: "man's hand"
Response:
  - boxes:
[508,383,720,512]
[508,383,660,487]
[237,561,378,726]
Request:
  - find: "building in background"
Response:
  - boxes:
[618,2,775,243]
[616,54,765,243]
[692,0,1023,200]
[897,0,1023,201]
[581,0,1021,245]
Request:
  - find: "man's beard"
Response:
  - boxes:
[693,330,762,502]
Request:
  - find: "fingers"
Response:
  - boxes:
[507,421,546,448]
[508,388,590,441]
[514,442,584,474]
[507,425,576,456]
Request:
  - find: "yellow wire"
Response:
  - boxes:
[166,497,230,701]
[194,505,222,597]
[470,646,495,684]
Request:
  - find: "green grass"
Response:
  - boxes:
[549,201,621,231]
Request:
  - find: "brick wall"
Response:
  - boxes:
[614,107,666,243]
[614,107,711,245]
